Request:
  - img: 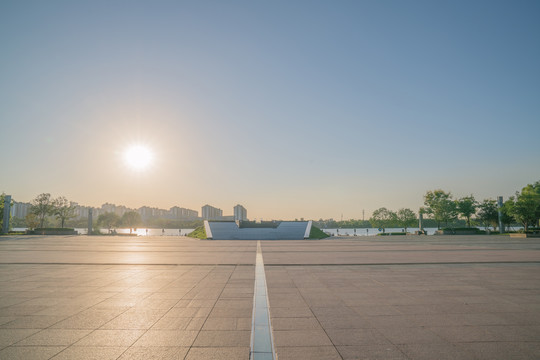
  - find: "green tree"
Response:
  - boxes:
[509,182,540,232]
[423,190,457,229]
[53,196,76,228]
[500,198,516,232]
[121,211,142,234]
[370,207,397,232]
[25,213,40,230]
[456,195,477,228]
[476,199,498,231]
[396,208,416,233]
[97,212,121,232]
[31,193,55,229]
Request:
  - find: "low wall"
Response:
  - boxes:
[30,229,78,235]
[436,229,481,235]
[510,233,540,238]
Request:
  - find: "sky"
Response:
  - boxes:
[1,0,539,221]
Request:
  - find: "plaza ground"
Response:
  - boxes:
[0,235,539,359]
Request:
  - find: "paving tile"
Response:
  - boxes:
[15,329,92,346]
[132,330,198,347]
[268,307,313,318]
[201,317,237,330]
[50,346,127,360]
[378,326,446,344]
[2,235,540,360]
[275,345,341,360]
[398,343,477,360]
[0,315,66,329]
[317,315,372,329]
[185,317,206,331]
[336,345,408,360]
[270,317,320,331]
[100,309,166,330]
[326,328,391,346]
[192,330,251,347]
[75,329,145,346]
[185,347,249,359]
[118,346,189,359]
[0,345,65,360]
[460,341,540,360]
[208,307,252,318]
[273,329,333,347]
[51,309,125,329]
[236,317,252,330]
[151,315,191,330]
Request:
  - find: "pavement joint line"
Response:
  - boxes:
[263,261,540,266]
[0,263,255,266]
[250,241,277,360]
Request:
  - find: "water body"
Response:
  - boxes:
[13,226,519,237]
[323,227,439,236]
[13,228,195,236]
[323,226,523,236]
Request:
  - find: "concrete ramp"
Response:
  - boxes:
[205,220,312,240]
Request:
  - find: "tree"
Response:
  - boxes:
[500,198,516,232]
[396,208,417,233]
[456,195,477,228]
[121,211,142,234]
[97,212,121,232]
[423,190,457,229]
[509,182,540,232]
[370,207,397,232]
[25,213,40,230]
[476,199,498,231]
[31,193,54,229]
[53,196,76,228]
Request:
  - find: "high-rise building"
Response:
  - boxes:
[202,205,223,220]
[234,204,247,221]
[10,201,32,219]
[169,206,198,219]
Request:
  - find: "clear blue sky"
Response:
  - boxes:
[1,1,539,220]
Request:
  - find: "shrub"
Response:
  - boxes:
[309,226,330,239]
[188,226,207,239]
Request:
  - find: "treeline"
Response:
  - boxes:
[3,193,76,231]
[1,193,203,232]
[3,180,539,234]
[315,180,540,233]
[419,181,540,232]
[313,218,466,230]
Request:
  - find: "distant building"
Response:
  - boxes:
[10,201,32,219]
[169,206,198,220]
[234,204,247,221]
[138,206,157,220]
[202,205,223,220]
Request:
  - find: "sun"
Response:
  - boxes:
[123,145,153,171]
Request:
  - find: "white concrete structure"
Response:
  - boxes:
[205,220,312,240]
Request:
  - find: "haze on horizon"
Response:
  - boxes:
[1,1,539,221]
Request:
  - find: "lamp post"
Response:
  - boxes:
[497,196,504,234]
[88,208,93,235]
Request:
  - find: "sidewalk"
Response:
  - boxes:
[0,235,539,359]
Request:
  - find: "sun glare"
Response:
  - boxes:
[123,145,153,171]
